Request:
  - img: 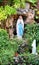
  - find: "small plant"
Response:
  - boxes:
[0,29,15,65]
[0,29,24,65]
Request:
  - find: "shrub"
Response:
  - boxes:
[0,29,39,65]
[0,29,24,65]
[24,23,39,45]
[13,53,39,65]
[20,53,39,65]
[0,29,15,65]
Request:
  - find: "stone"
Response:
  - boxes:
[32,39,37,54]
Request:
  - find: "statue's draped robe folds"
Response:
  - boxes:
[16,19,24,38]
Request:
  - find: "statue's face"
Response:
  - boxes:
[19,16,22,19]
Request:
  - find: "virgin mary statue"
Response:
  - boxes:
[16,16,24,39]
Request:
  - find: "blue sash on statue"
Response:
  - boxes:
[18,23,23,36]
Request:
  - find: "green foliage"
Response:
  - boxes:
[0,29,9,47]
[35,11,39,19]
[36,16,39,19]
[0,10,7,21]
[20,53,39,65]
[7,0,13,5]
[13,0,25,8]
[0,29,23,65]
[26,0,37,6]
[0,5,17,21]
[8,0,37,7]
[0,6,7,21]
[13,53,39,65]
[0,29,14,65]
[20,0,25,8]
[13,0,20,8]
[5,5,16,16]
[27,0,37,4]
[37,45,39,54]
[24,23,39,44]
[0,0,3,2]
[0,29,39,65]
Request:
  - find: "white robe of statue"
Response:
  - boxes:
[32,39,37,54]
[16,18,24,39]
